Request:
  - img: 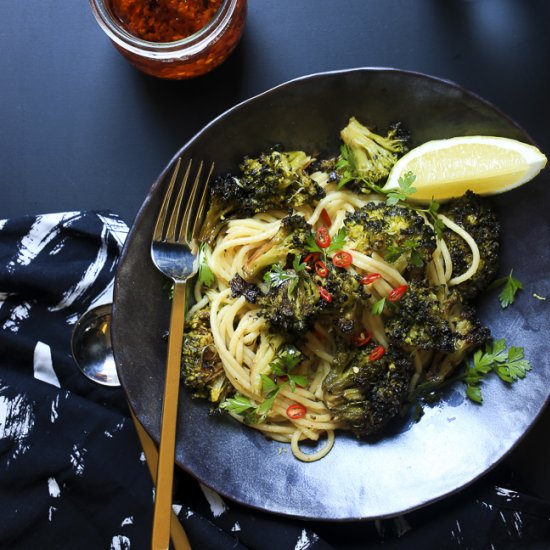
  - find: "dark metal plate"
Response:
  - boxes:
[112,68,550,520]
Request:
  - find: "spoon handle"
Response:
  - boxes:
[130,408,191,550]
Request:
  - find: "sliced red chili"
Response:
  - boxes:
[315,260,329,278]
[351,332,372,347]
[360,273,382,285]
[286,403,307,419]
[315,227,331,249]
[332,251,352,268]
[388,284,408,302]
[317,285,333,302]
[320,208,332,227]
[369,345,386,362]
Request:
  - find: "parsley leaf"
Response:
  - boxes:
[386,171,417,205]
[269,345,303,375]
[263,264,299,293]
[371,297,386,315]
[461,339,532,403]
[327,227,347,253]
[305,234,322,253]
[292,255,307,272]
[384,240,424,267]
[490,270,523,308]
[198,243,215,287]
[219,394,256,415]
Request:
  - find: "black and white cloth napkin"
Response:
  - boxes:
[1,211,549,549]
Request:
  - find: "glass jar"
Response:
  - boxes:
[89,0,247,80]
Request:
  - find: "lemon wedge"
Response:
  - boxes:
[384,136,547,203]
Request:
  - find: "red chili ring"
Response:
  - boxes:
[388,284,408,302]
[351,332,372,347]
[320,208,332,227]
[317,285,333,302]
[369,345,386,362]
[361,273,382,285]
[315,260,329,278]
[286,403,307,419]
[332,251,352,268]
[315,226,331,249]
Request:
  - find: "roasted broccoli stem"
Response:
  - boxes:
[344,202,436,280]
[337,117,410,192]
[243,214,312,279]
[181,305,232,403]
[323,342,415,437]
[201,149,325,242]
[385,282,490,358]
[440,191,500,300]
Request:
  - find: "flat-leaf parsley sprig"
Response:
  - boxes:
[461,339,531,403]
[220,345,308,423]
[489,269,523,309]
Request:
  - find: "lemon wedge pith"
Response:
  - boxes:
[384,136,547,203]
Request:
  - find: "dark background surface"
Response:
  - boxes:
[1,0,550,540]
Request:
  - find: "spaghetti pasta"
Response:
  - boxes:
[180,124,499,462]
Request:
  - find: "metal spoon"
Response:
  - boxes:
[71,303,120,387]
[70,304,191,548]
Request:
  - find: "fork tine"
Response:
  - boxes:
[166,159,192,243]
[178,161,203,243]
[191,162,215,241]
[153,157,181,242]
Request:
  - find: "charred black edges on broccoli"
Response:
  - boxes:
[385,282,490,356]
[323,343,415,437]
[181,306,232,404]
[344,202,436,280]
[258,266,321,336]
[440,191,500,300]
[201,150,326,243]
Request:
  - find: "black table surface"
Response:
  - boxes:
[2,0,550,534]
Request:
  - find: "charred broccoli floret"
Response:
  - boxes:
[243,214,312,278]
[323,343,414,437]
[440,191,500,300]
[385,283,490,357]
[258,265,321,335]
[201,150,325,242]
[181,306,232,403]
[337,117,411,192]
[344,202,436,280]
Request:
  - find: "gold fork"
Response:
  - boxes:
[150,158,214,550]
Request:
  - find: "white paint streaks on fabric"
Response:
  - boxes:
[2,302,31,333]
[294,529,319,550]
[496,486,520,500]
[0,219,6,231]
[48,506,57,522]
[33,341,60,388]
[199,483,227,517]
[0,393,34,466]
[7,212,79,272]
[231,522,241,532]
[48,477,61,498]
[96,213,129,250]
[110,535,131,550]
[50,395,59,423]
[121,516,133,526]
[172,504,182,516]
[49,223,109,312]
[70,444,87,476]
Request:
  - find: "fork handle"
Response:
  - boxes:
[152,280,187,550]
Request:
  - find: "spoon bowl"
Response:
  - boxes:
[71,303,120,387]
